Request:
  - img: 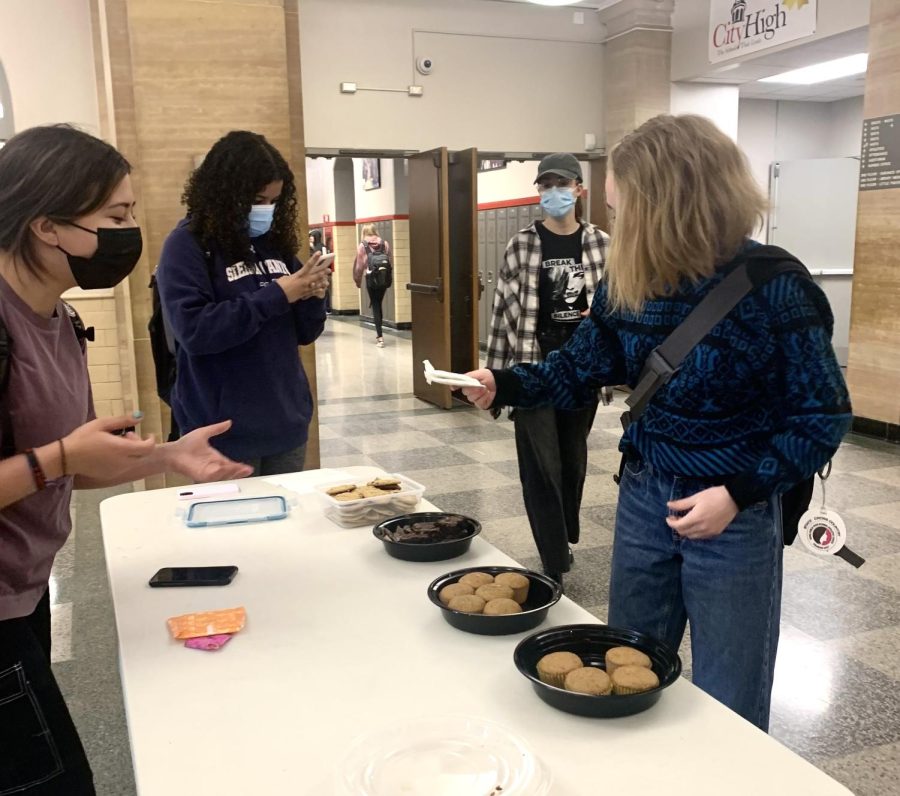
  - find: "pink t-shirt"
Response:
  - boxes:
[0,275,92,620]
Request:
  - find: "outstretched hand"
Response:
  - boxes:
[165,421,254,483]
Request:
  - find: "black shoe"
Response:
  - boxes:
[568,546,575,565]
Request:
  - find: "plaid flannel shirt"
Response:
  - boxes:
[486,221,609,370]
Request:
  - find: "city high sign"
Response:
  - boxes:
[709,0,817,64]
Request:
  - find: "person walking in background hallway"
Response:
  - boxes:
[309,227,332,315]
[353,223,393,348]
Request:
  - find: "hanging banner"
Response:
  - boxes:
[709,0,817,64]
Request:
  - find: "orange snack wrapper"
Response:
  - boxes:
[167,607,247,640]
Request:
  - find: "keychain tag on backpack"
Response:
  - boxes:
[798,465,865,568]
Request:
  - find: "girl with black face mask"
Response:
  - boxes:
[0,124,252,795]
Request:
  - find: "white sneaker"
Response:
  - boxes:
[376,338,385,348]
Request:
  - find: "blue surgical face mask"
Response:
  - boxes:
[248,204,275,237]
[540,187,576,219]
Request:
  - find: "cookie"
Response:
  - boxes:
[334,490,364,502]
[369,477,402,490]
[326,484,357,496]
[359,485,388,498]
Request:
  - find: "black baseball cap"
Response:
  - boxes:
[534,153,583,184]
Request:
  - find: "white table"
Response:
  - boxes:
[101,467,851,795]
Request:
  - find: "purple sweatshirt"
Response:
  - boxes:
[0,275,92,620]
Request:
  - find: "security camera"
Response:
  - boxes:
[416,57,434,76]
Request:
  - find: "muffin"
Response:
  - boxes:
[483,598,522,616]
[438,582,475,605]
[460,572,494,590]
[494,572,530,604]
[536,651,583,688]
[475,583,514,602]
[564,667,612,696]
[611,664,659,695]
[605,646,652,675]
[447,594,486,614]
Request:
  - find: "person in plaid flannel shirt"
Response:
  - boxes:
[484,153,610,588]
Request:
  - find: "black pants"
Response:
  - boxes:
[0,591,95,795]
[513,402,598,574]
[369,286,386,338]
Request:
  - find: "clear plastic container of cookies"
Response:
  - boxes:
[314,473,427,528]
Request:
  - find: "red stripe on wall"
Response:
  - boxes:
[477,190,588,213]
[311,215,410,228]
[354,214,410,224]
[477,196,540,211]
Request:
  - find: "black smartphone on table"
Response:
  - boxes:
[149,566,238,588]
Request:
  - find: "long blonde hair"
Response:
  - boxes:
[606,114,766,312]
[360,223,378,239]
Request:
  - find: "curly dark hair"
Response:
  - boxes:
[182,131,299,263]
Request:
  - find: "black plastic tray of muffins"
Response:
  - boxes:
[373,513,481,562]
[514,624,682,718]
[427,566,562,635]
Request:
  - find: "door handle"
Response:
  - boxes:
[406,277,444,301]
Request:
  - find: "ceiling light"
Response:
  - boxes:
[526,1,584,6]
[760,53,868,85]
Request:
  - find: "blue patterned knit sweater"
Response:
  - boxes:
[492,245,852,509]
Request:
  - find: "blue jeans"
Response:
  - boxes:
[609,458,783,731]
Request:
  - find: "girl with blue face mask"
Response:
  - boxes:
[482,153,610,588]
[156,131,331,476]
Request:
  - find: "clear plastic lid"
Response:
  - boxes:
[338,716,552,796]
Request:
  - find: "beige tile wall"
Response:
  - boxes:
[392,219,411,325]
[847,0,900,425]
[331,224,361,312]
[65,293,127,417]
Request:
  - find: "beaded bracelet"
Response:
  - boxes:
[24,448,47,491]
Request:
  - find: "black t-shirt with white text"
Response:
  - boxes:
[535,221,586,356]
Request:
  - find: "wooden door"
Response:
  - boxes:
[408,148,452,408]
[448,148,480,376]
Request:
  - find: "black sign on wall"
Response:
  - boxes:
[860,114,900,191]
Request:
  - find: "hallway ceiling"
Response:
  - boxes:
[693,27,869,102]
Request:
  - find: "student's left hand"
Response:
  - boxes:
[165,421,254,482]
[665,486,739,540]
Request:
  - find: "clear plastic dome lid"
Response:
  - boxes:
[338,716,553,796]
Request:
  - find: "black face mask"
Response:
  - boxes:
[58,223,143,290]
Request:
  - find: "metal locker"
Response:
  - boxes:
[477,213,487,347]
[485,210,498,345]
[516,205,531,232]
[506,207,516,237]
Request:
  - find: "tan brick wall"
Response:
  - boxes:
[392,219,411,325]
[332,225,361,312]
[63,293,127,418]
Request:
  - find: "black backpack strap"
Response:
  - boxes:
[61,300,95,350]
[621,248,811,431]
[0,301,93,458]
[622,261,754,429]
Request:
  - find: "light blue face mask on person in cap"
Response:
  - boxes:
[540,187,576,219]
[248,204,276,237]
